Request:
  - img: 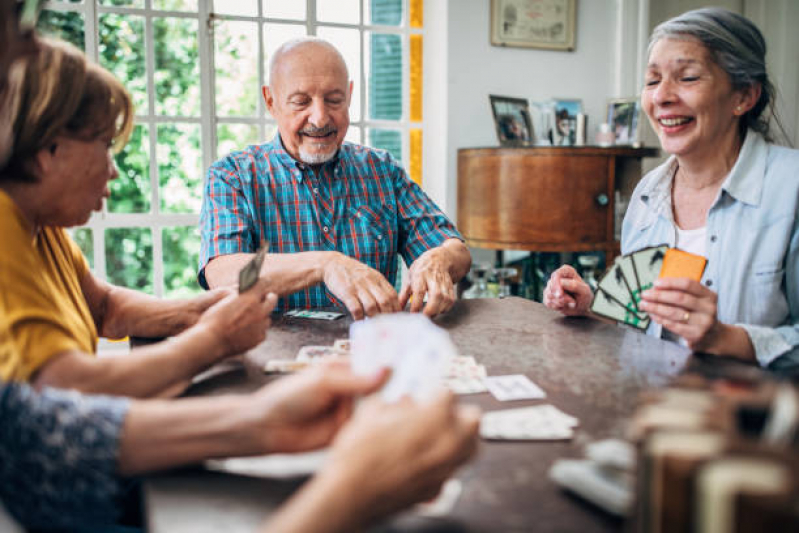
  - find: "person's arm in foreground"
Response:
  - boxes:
[265,391,481,533]
[33,279,278,398]
[204,252,401,319]
[400,238,472,317]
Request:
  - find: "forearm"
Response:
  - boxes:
[33,326,225,398]
[438,239,471,282]
[118,394,264,475]
[204,251,335,295]
[264,466,367,533]
[101,285,206,339]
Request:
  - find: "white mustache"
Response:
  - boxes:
[300,125,337,137]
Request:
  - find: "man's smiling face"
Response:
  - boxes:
[264,41,352,165]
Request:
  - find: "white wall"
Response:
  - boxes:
[442,0,620,221]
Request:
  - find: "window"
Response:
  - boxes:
[37,0,424,297]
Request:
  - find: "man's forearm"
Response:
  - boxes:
[204,251,335,295]
[118,394,265,475]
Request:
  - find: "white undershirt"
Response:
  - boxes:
[675,225,707,257]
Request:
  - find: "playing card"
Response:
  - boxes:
[445,376,488,395]
[415,479,463,517]
[238,241,269,294]
[596,262,638,315]
[480,405,578,441]
[659,248,707,281]
[332,339,351,352]
[447,355,487,379]
[630,245,668,294]
[484,374,546,401]
[264,359,311,374]
[614,254,644,311]
[350,313,454,403]
[296,345,347,362]
[590,288,650,330]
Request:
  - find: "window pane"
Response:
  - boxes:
[71,228,94,270]
[153,0,198,11]
[367,33,401,120]
[315,27,361,122]
[99,14,147,114]
[366,128,401,161]
[37,10,85,50]
[263,0,305,20]
[317,0,359,24]
[163,226,202,298]
[100,0,143,7]
[345,127,361,145]
[158,123,202,213]
[105,228,153,293]
[367,0,402,26]
[217,123,260,159]
[215,21,259,117]
[263,23,306,85]
[214,0,257,17]
[154,17,200,116]
[109,124,151,213]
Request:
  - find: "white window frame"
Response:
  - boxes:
[45,0,424,297]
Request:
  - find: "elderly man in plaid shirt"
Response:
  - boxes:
[199,37,471,319]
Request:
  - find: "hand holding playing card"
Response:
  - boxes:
[399,247,457,317]
[253,360,389,454]
[196,278,278,357]
[639,277,722,351]
[543,265,593,316]
[322,253,400,320]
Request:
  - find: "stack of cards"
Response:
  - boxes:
[480,405,578,441]
[284,309,344,320]
[350,313,455,403]
[444,355,489,395]
[264,339,351,374]
[590,246,707,330]
[484,375,546,401]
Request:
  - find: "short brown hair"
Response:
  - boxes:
[1,37,134,183]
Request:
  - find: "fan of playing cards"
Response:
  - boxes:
[590,245,707,330]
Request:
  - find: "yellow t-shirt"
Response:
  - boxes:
[0,190,97,381]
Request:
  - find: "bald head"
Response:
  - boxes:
[268,37,349,88]
[263,37,353,165]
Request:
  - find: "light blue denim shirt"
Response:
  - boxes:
[622,130,799,370]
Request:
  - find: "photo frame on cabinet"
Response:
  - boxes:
[607,98,642,146]
[489,95,534,146]
[552,99,582,146]
[490,0,577,51]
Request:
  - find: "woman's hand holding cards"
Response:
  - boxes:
[543,265,593,317]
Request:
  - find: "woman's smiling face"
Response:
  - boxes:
[642,37,745,159]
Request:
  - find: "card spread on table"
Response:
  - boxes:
[590,245,707,330]
[284,309,345,320]
[238,241,269,294]
[350,313,454,402]
[484,374,545,401]
[480,405,578,441]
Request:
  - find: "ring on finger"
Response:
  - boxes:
[681,311,690,323]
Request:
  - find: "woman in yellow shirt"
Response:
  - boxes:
[0,37,278,397]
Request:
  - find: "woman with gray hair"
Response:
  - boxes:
[545,7,799,371]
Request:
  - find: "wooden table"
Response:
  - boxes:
[145,297,691,533]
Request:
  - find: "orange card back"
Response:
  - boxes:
[658,248,707,281]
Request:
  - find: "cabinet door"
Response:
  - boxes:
[458,152,612,248]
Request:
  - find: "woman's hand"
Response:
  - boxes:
[638,277,750,356]
[543,265,593,316]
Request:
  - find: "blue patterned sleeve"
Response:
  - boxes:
[391,158,463,266]
[0,382,130,529]
[198,155,256,288]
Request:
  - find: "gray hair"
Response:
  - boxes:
[648,7,779,141]
[268,37,349,84]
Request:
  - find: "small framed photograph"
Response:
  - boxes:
[489,95,534,146]
[553,99,582,146]
[490,0,577,51]
[607,98,642,146]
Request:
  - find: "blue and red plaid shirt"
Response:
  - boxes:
[199,135,462,310]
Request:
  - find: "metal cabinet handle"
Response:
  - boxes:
[595,193,609,206]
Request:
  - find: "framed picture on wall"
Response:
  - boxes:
[553,99,582,146]
[607,98,642,146]
[490,0,577,51]
[489,95,534,146]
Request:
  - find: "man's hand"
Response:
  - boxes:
[399,247,457,317]
[195,278,278,357]
[323,253,400,320]
[254,361,389,453]
[543,265,593,317]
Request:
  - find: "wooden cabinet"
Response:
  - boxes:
[457,146,658,261]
